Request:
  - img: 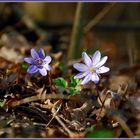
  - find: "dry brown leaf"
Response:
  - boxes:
[129,92,140,111]
[0,47,23,62]
[1,32,29,49]
[109,75,137,91]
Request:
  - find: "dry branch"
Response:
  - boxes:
[84,3,115,33]
[68,2,87,60]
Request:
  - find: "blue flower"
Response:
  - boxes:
[24,48,52,76]
[73,51,110,85]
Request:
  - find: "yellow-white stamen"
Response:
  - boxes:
[89,67,95,73]
[37,59,43,65]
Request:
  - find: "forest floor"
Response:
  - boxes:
[0,5,140,138]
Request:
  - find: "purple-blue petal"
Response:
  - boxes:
[39,68,47,76]
[91,73,99,84]
[74,71,89,79]
[44,64,51,71]
[73,63,88,72]
[92,51,101,66]
[81,73,91,85]
[38,48,45,59]
[24,57,35,64]
[31,48,39,59]
[96,66,110,74]
[27,65,38,74]
[74,73,85,79]
[44,56,52,64]
[95,56,108,68]
[82,52,92,67]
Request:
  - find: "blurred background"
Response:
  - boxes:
[0,3,140,138]
[0,3,140,71]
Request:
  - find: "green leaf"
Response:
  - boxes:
[69,88,77,95]
[53,77,68,88]
[0,100,5,108]
[69,76,81,87]
[87,127,114,138]
[21,62,28,71]
[59,62,66,72]
[69,87,81,95]
[69,77,82,95]
[86,125,96,132]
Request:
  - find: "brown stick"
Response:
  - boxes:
[84,3,115,33]
[68,2,87,60]
[8,93,69,108]
[113,115,134,138]
[7,92,91,108]
[51,103,73,136]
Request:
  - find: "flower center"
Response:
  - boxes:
[89,67,95,73]
[37,59,43,65]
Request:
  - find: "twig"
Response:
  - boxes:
[96,90,110,121]
[126,32,137,66]
[112,115,134,138]
[7,93,70,108]
[55,115,73,136]
[12,5,47,37]
[6,91,93,108]
[48,100,74,137]
[96,85,103,105]
[52,105,72,135]
[84,3,115,33]
[45,100,61,128]
[125,4,138,66]
[68,2,87,60]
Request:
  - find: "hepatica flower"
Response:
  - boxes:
[24,48,52,76]
[73,51,110,85]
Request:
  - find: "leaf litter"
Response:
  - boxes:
[0,20,140,139]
